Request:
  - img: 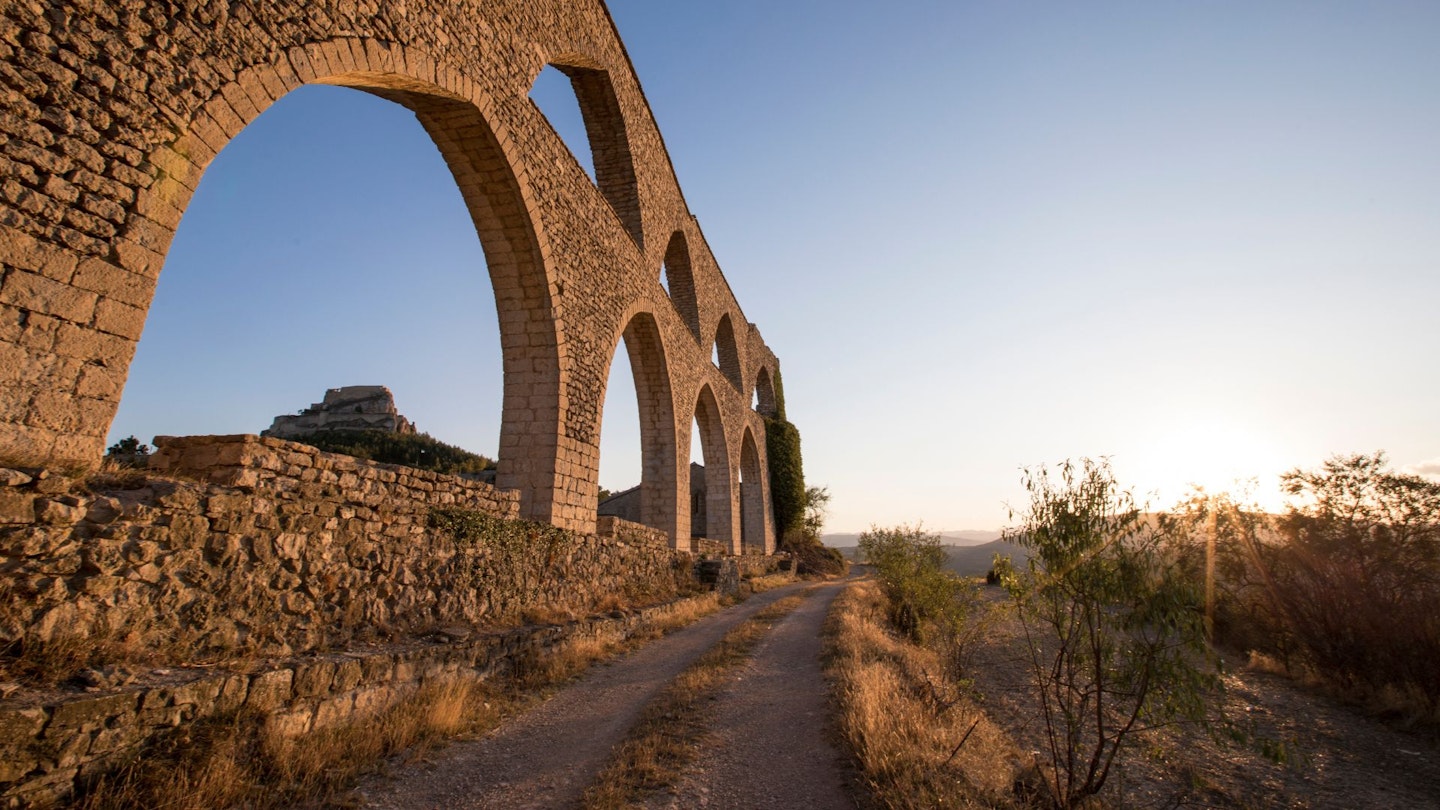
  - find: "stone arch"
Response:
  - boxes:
[597,307,681,543]
[661,231,701,342]
[739,426,770,554]
[753,365,778,417]
[530,57,643,249]
[0,2,792,548]
[6,41,567,524]
[692,384,737,553]
[712,313,743,391]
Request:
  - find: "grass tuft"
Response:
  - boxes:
[824,579,1020,809]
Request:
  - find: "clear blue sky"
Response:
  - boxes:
[110,1,1440,533]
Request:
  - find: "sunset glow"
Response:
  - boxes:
[1119,417,1291,514]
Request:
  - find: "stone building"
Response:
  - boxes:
[262,386,416,439]
[601,462,708,539]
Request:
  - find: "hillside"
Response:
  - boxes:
[823,529,1001,548]
[286,429,496,476]
[832,538,1031,578]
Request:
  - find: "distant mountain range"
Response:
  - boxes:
[822,529,1002,548]
[826,534,1033,578]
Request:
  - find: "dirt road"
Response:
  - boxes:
[355,581,821,810]
[643,579,856,810]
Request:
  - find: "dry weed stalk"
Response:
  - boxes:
[825,579,1020,809]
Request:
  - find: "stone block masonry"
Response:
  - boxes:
[0,435,791,806]
[0,594,722,808]
[0,435,697,662]
[0,0,785,553]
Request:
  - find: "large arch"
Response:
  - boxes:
[712,313,743,391]
[597,308,681,541]
[78,50,566,524]
[0,0,787,547]
[692,384,737,553]
[529,57,643,248]
[739,426,771,554]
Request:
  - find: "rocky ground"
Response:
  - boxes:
[968,586,1440,809]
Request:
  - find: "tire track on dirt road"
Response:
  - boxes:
[641,579,856,810]
[355,580,814,810]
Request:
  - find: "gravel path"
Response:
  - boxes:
[355,581,813,810]
[643,579,857,810]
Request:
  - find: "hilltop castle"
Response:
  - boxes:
[262,386,416,439]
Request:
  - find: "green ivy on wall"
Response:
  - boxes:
[764,416,805,539]
[428,508,573,583]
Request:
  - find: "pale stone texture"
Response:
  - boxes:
[0,436,706,661]
[0,593,739,808]
[263,385,418,439]
[0,436,799,804]
[0,0,782,553]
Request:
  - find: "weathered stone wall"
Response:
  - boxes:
[0,593,718,808]
[594,514,668,548]
[0,435,698,661]
[0,0,782,553]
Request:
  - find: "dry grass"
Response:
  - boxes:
[825,580,1021,809]
[74,679,505,809]
[74,589,738,809]
[581,592,813,809]
[744,572,798,592]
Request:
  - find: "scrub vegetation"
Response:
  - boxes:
[837,451,1440,808]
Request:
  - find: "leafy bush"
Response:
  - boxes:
[104,435,151,468]
[859,525,976,650]
[1174,453,1440,714]
[998,458,1217,808]
[288,430,495,476]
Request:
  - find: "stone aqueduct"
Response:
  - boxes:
[0,0,787,553]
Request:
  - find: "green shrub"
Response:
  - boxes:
[859,525,975,646]
[998,458,1217,808]
[288,430,495,476]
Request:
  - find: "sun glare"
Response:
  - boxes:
[1120,418,1289,514]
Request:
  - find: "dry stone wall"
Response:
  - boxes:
[0,592,722,808]
[0,435,699,662]
[0,0,783,553]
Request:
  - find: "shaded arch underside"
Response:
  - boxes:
[692,384,736,553]
[753,365,777,417]
[614,311,679,540]
[739,427,768,553]
[713,313,742,391]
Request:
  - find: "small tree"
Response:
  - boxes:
[860,525,976,645]
[997,458,1216,807]
[1268,452,1440,704]
[784,485,846,576]
[104,435,151,467]
[800,485,831,538]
